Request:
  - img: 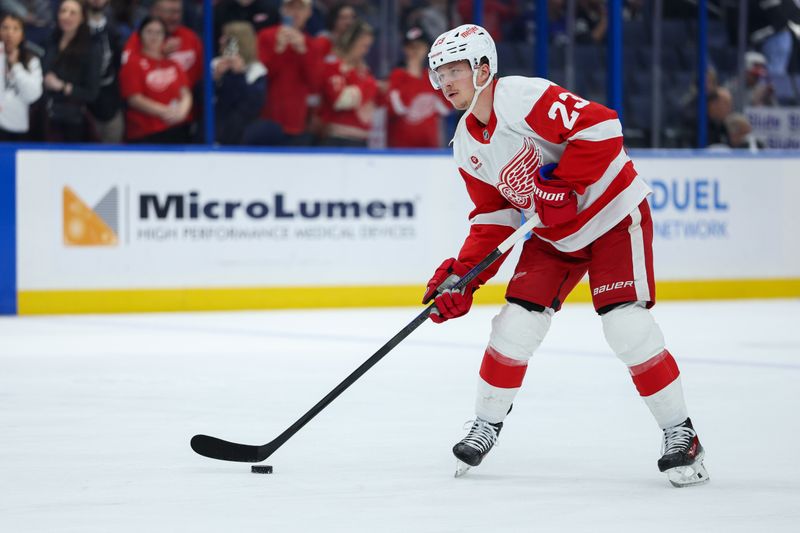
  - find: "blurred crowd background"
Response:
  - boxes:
[0,0,798,149]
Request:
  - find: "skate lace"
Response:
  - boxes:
[461,419,498,453]
[662,424,696,455]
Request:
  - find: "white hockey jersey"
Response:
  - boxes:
[451,76,651,283]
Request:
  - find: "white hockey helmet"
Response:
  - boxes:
[428,24,497,90]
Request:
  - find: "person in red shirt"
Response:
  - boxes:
[123,0,203,89]
[318,20,377,147]
[387,27,450,148]
[119,16,192,143]
[256,0,321,144]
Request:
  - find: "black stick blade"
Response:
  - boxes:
[191,434,265,463]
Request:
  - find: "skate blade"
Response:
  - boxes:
[666,459,710,488]
[454,460,471,478]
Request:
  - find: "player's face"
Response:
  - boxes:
[434,61,474,110]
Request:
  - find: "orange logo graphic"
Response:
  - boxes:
[63,186,118,246]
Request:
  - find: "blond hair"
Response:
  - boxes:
[222,21,258,65]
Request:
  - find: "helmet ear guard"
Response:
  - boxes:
[427,24,497,90]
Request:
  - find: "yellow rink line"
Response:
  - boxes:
[17,278,800,315]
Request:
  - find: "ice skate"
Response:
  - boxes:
[658,418,709,488]
[453,418,502,477]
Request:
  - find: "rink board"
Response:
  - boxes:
[6,148,800,314]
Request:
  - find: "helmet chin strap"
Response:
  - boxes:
[450,69,493,146]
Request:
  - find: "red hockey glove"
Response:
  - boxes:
[533,163,578,227]
[430,289,473,323]
[422,258,480,324]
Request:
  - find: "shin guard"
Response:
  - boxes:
[602,303,688,428]
[475,303,551,423]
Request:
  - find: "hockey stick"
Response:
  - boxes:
[190,214,541,463]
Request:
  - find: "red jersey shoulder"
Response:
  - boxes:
[524,85,588,142]
[524,83,618,143]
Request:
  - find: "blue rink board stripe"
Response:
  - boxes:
[0,149,16,314]
[1,142,799,157]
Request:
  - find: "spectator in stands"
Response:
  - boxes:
[0,0,53,48]
[317,2,355,61]
[213,21,269,145]
[746,0,794,76]
[0,13,42,140]
[707,86,733,146]
[256,0,321,145]
[119,15,192,143]
[386,27,449,148]
[407,0,448,45]
[42,0,102,142]
[123,0,203,90]
[318,19,376,147]
[724,112,763,151]
[574,0,607,44]
[678,66,722,146]
[124,0,202,139]
[214,0,279,54]
[548,0,609,47]
[302,2,356,143]
[87,0,124,143]
[724,51,776,110]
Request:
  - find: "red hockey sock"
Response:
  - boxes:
[629,350,680,396]
[479,346,528,388]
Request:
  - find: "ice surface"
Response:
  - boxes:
[1,300,799,532]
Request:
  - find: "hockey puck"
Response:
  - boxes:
[251,465,273,474]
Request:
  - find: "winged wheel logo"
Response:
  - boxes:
[497,138,543,209]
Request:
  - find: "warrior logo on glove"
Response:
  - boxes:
[497,137,543,210]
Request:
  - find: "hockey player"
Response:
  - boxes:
[423,24,709,487]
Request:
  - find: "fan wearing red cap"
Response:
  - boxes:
[386,27,450,148]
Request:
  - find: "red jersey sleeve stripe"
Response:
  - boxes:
[534,160,637,242]
[568,118,623,142]
[471,208,520,228]
[552,137,625,193]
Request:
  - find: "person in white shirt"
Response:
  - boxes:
[0,12,42,140]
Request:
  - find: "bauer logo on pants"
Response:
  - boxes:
[593,280,634,295]
[63,186,119,246]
